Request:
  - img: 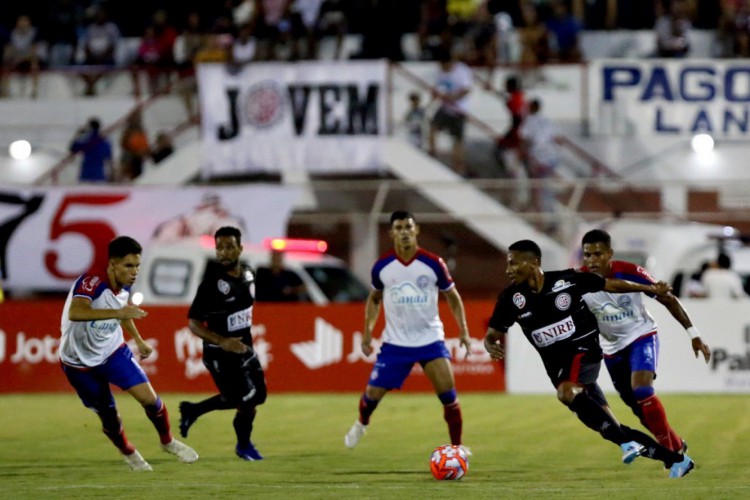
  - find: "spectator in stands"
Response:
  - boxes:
[295,0,348,59]
[519,98,560,233]
[495,75,527,174]
[517,2,549,84]
[404,91,426,148]
[2,15,42,99]
[152,9,178,66]
[729,0,750,57]
[232,22,257,64]
[428,46,473,176]
[151,131,174,164]
[45,0,83,67]
[418,0,451,60]
[194,34,232,64]
[78,7,121,96]
[69,117,113,183]
[253,0,307,61]
[464,1,499,72]
[655,0,692,57]
[119,112,150,181]
[174,11,208,120]
[546,0,583,62]
[702,253,749,298]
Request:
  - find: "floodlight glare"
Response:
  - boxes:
[9,140,32,160]
[690,134,714,154]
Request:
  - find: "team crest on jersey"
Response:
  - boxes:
[555,293,572,310]
[416,275,430,289]
[617,295,632,307]
[513,292,526,309]
[217,279,231,295]
[551,280,573,292]
[81,275,100,292]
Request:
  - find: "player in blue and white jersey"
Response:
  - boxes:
[60,236,198,471]
[344,211,471,452]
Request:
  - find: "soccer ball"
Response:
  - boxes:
[429,444,469,480]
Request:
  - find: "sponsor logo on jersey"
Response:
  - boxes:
[81,275,100,293]
[530,316,576,348]
[290,317,343,369]
[551,280,573,292]
[555,293,572,311]
[513,292,526,309]
[217,279,230,295]
[389,282,429,306]
[589,301,634,323]
[227,307,252,332]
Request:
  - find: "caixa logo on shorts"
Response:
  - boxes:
[530,316,576,348]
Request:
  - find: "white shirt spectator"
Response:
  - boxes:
[435,61,473,114]
[702,268,748,299]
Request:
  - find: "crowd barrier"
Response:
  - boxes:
[0,300,503,394]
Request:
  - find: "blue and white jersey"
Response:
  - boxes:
[371,249,455,347]
[60,272,130,368]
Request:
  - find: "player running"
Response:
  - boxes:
[484,239,694,478]
[59,236,198,471]
[579,229,711,453]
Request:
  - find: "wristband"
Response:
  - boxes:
[686,326,701,340]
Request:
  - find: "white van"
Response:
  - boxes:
[133,237,369,306]
[568,218,750,297]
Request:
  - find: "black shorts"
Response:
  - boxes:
[431,107,465,139]
[541,344,603,389]
[203,345,267,406]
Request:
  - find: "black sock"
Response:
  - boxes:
[569,393,628,445]
[193,394,234,417]
[233,407,256,447]
[620,425,683,467]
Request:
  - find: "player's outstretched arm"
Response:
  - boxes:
[443,287,471,357]
[604,278,672,296]
[68,297,147,322]
[483,327,506,360]
[655,294,711,363]
[122,319,153,359]
[362,290,383,357]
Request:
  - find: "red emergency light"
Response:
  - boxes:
[262,237,328,253]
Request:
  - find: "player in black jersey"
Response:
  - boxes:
[179,226,267,461]
[483,240,695,478]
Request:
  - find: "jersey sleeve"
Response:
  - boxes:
[187,281,211,321]
[488,290,516,332]
[574,270,607,294]
[72,274,107,301]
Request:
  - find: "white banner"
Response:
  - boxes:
[507,298,750,393]
[0,185,299,291]
[198,62,387,177]
[588,59,750,137]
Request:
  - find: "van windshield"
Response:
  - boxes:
[304,265,369,302]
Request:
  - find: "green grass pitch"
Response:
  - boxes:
[1,392,748,499]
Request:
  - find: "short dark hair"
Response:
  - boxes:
[582,229,612,247]
[390,211,415,225]
[88,118,101,132]
[214,226,242,245]
[508,239,542,260]
[717,253,732,269]
[108,236,141,259]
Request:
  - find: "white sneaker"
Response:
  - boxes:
[162,438,199,463]
[344,420,367,448]
[123,450,153,471]
[459,445,473,457]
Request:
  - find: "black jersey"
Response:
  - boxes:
[188,261,255,346]
[489,269,606,358]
